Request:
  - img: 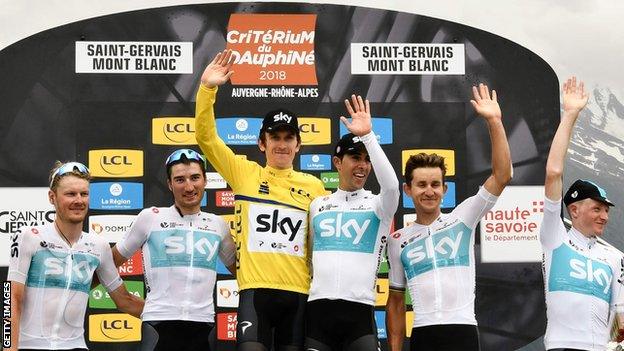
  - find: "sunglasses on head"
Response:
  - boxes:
[50,162,90,188]
[165,149,206,168]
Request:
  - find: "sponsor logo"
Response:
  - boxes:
[378,254,389,274]
[152,117,196,145]
[374,311,387,339]
[226,14,317,85]
[118,250,144,276]
[375,278,389,306]
[147,231,222,270]
[239,321,253,334]
[339,117,393,144]
[216,191,235,207]
[27,251,99,293]
[313,211,380,253]
[217,313,237,341]
[248,205,306,257]
[88,313,141,342]
[217,279,240,308]
[300,154,331,171]
[89,182,143,210]
[403,214,416,227]
[402,181,456,209]
[88,214,136,243]
[216,117,262,145]
[320,172,339,189]
[298,118,331,145]
[89,149,143,177]
[401,149,455,176]
[205,172,228,189]
[89,281,144,309]
[258,181,270,195]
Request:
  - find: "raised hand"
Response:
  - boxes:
[340,94,372,136]
[470,83,501,121]
[562,76,589,114]
[201,49,235,88]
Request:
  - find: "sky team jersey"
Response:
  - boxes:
[540,198,624,351]
[387,187,498,327]
[196,85,327,294]
[8,223,122,350]
[309,131,399,305]
[116,206,235,323]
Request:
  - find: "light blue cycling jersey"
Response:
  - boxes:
[116,206,235,323]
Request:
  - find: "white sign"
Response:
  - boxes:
[75,41,193,74]
[205,172,228,189]
[216,279,239,308]
[351,43,465,75]
[480,186,544,263]
[0,187,54,266]
[88,214,136,243]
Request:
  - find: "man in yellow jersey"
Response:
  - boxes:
[195,49,326,351]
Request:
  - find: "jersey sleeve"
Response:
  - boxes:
[195,84,257,191]
[611,255,624,312]
[454,186,499,229]
[361,131,400,220]
[116,208,153,259]
[539,198,566,251]
[96,239,123,292]
[387,231,406,291]
[217,216,236,268]
[7,228,39,284]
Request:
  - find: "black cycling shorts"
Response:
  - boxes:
[410,324,480,351]
[140,320,215,351]
[237,288,307,350]
[305,299,380,351]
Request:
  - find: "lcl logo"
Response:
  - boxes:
[152,117,197,145]
[298,118,331,145]
[89,150,143,177]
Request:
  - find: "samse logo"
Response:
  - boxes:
[88,313,141,342]
[89,150,143,177]
[152,117,196,145]
[298,118,331,145]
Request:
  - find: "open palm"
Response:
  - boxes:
[340,94,372,136]
[470,83,501,121]
[201,49,234,88]
[562,76,589,113]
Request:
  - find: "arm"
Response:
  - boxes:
[109,285,144,319]
[218,217,237,276]
[470,84,512,196]
[386,290,406,351]
[7,282,24,351]
[545,77,589,201]
[115,209,153,268]
[341,95,400,219]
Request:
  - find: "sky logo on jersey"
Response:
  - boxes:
[88,313,141,342]
[320,172,339,189]
[549,244,613,302]
[89,149,143,177]
[401,149,455,176]
[90,182,143,210]
[402,182,456,209]
[313,211,380,253]
[26,251,99,293]
[217,279,240,308]
[374,311,387,339]
[217,312,237,341]
[339,117,393,144]
[216,117,262,145]
[401,222,471,279]
[298,118,331,145]
[152,117,196,145]
[148,230,221,270]
[376,278,389,306]
[89,281,144,309]
[300,154,331,171]
[118,250,143,276]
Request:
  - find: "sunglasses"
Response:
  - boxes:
[165,149,206,168]
[50,162,90,187]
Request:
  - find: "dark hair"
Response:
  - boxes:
[166,157,206,180]
[404,153,446,185]
[49,161,91,191]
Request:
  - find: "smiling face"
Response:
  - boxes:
[49,175,90,225]
[334,151,371,192]
[568,198,610,236]
[167,162,206,214]
[259,129,301,170]
[404,167,447,217]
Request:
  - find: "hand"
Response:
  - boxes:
[562,76,589,113]
[201,49,235,88]
[340,94,372,136]
[470,83,502,121]
[617,328,624,343]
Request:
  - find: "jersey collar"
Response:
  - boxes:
[335,187,365,202]
[172,205,201,218]
[264,165,294,178]
[569,226,597,249]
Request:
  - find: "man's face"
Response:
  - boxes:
[334,151,371,192]
[167,162,206,213]
[49,176,90,224]
[259,129,301,170]
[570,198,610,236]
[404,167,447,215]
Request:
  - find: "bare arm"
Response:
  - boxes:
[112,245,129,268]
[109,285,144,319]
[545,77,589,201]
[386,290,406,351]
[7,281,24,351]
[470,84,512,196]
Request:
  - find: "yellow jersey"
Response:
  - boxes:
[195,85,327,294]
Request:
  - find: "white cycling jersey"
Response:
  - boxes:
[8,223,123,350]
[387,187,498,327]
[309,131,400,305]
[116,205,235,323]
[541,198,624,351]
